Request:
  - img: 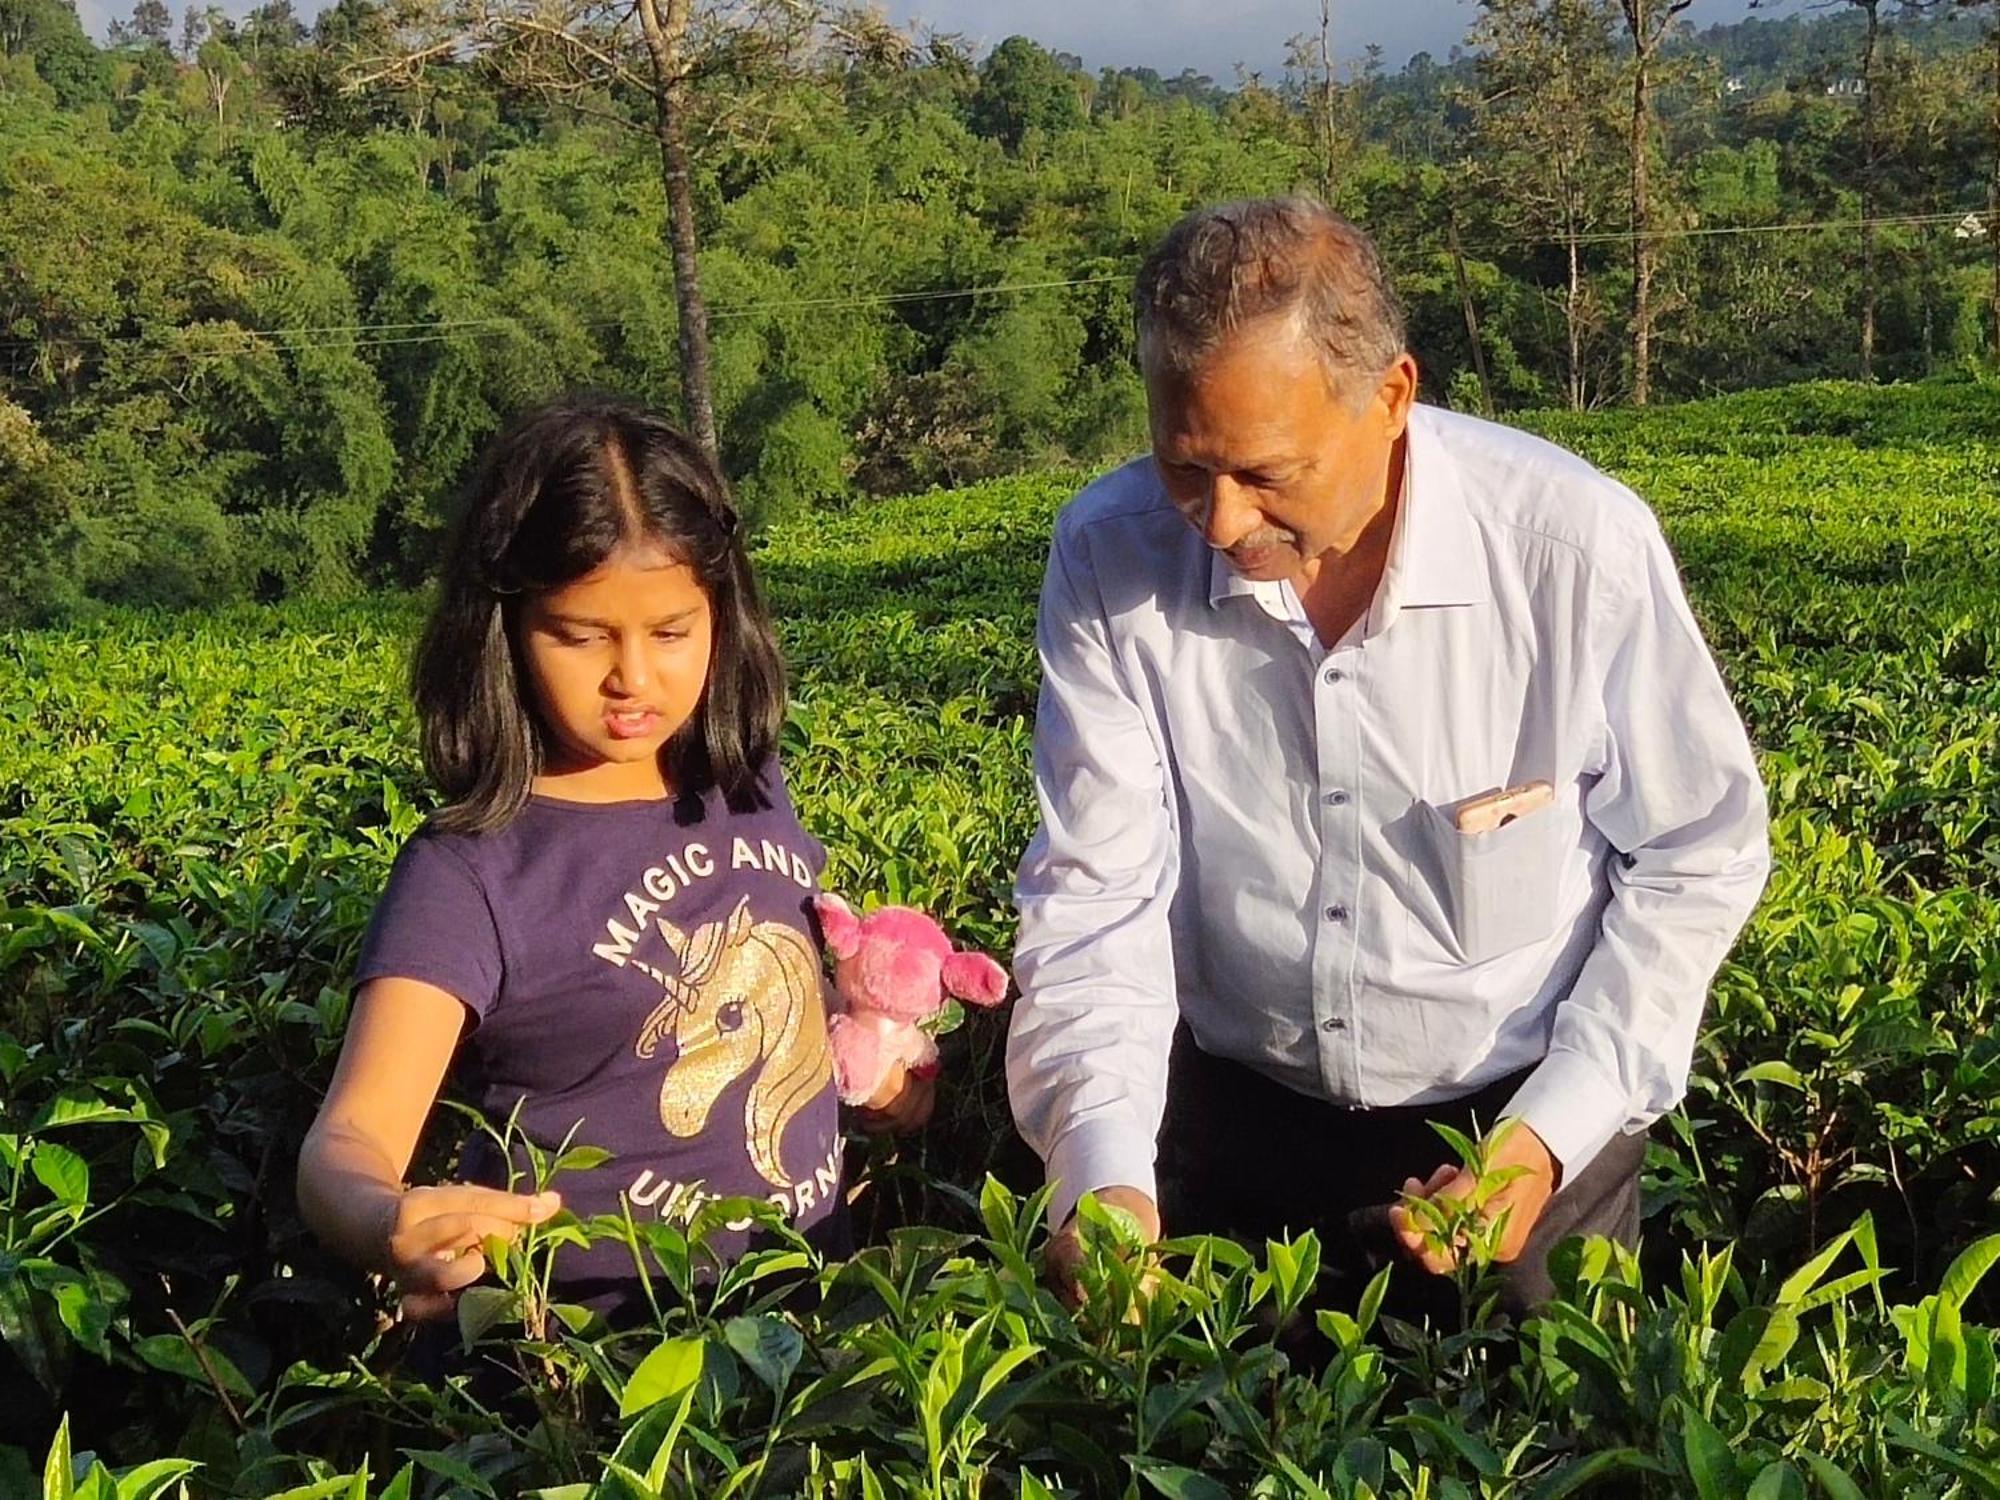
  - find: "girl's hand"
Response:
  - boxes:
[856,1062,935,1136]
[383,1184,562,1321]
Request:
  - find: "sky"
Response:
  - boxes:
[74,0,1806,74]
[873,0,1804,80]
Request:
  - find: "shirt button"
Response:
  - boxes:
[1324,789,1350,807]
[1321,1017,1347,1032]
[1324,903,1349,923]
[1323,667,1345,685]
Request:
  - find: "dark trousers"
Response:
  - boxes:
[1157,1030,1645,1328]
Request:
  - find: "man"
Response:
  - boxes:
[1007,197,1769,1318]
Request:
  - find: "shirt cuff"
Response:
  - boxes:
[1500,1050,1632,1186]
[1044,1119,1159,1229]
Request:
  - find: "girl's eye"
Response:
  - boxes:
[555,631,602,647]
[652,629,686,643]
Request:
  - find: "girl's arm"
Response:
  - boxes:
[297,977,559,1319]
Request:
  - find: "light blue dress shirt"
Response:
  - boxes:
[1007,403,1771,1225]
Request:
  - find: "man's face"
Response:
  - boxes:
[1146,319,1416,584]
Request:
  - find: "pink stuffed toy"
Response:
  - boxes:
[813,892,1010,1107]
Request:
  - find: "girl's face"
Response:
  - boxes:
[517,542,714,800]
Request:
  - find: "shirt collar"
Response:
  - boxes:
[1376,404,1487,627]
[1204,403,1487,632]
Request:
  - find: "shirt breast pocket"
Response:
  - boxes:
[1415,796,1563,964]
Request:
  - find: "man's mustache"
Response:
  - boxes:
[1221,529,1296,561]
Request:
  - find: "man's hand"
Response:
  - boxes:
[854,1061,936,1136]
[382,1184,562,1322]
[1045,1185,1161,1307]
[1388,1120,1559,1275]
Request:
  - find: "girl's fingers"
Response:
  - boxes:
[900,1076,937,1131]
[398,1289,461,1323]
[394,1212,534,1267]
[410,1186,561,1224]
[861,1062,909,1113]
[854,1068,935,1135]
[399,1244,490,1296]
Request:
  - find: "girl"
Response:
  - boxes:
[297,394,928,1325]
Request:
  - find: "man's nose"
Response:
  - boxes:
[1201,474,1259,550]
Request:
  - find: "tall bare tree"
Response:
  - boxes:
[1284,0,1347,202]
[1953,0,2000,360]
[1616,0,1691,405]
[1987,0,2000,361]
[346,0,854,466]
[1468,0,1626,410]
[1851,0,1888,380]
[1316,0,1337,202]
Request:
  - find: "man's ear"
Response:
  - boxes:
[1374,351,1420,439]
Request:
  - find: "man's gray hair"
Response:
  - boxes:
[1134,197,1407,397]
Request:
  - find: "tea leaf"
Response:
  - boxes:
[29,1145,87,1211]
[1132,1461,1232,1500]
[723,1315,803,1398]
[620,1336,705,1418]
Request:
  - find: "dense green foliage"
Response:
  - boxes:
[5,0,2000,621]
[5,377,2000,1493]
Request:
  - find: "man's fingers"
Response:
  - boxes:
[1390,1195,1460,1275]
[1425,1163,1464,1198]
[1045,1227,1085,1308]
[1388,1203,1444,1272]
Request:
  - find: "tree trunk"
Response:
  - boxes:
[1316,0,1337,202]
[635,0,722,468]
[1447,206,1496,418]
[1859,0,1879,382]
[1991,9,1999,363]
[1567,226,1586,410]
[1629,27,1653,406]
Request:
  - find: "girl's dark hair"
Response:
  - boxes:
[414,392,785,834]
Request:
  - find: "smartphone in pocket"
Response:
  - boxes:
[1453,779,1554,836]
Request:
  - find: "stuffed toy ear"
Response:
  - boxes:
[941,950,1009,1008]
[813,892,863,959]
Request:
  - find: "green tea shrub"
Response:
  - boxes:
[7,382,2000,1489]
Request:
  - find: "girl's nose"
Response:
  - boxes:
[607,636,652,696]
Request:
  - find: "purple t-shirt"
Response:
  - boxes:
[356,762,843,1306]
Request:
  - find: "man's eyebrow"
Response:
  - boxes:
[1159,452,1296,470]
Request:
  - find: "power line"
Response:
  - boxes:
[1463,207,1982,254]
[0,208,1987,362]
[0,273,1132,358]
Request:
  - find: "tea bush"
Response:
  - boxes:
[6,378,2000,1493]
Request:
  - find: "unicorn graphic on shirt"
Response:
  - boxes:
[630,897,831,1191]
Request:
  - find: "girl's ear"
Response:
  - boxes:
[813,892,863,959]
[941,951,1009,1008]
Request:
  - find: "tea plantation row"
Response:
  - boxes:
[4,378,2000,1495]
